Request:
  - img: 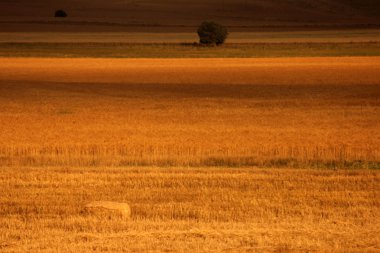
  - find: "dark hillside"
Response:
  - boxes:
[0,0,379,31]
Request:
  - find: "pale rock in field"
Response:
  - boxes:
[85,201,131,219]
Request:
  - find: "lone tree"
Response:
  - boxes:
[55,10,68,18]
[197,21,228,45]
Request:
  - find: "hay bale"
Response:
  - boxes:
[85,201,131,219]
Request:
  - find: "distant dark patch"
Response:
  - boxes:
[55,10,67,18]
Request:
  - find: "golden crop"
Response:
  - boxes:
[0,58,379,168]
[0,57,379,252]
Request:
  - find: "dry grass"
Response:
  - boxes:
[0,57,379,168]
[0,167,378,252]
[85,201,131,219]
[0,56,379,251]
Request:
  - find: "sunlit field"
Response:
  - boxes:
[0,56,379,252]
[1,0,380,251]
[0,57,379,168]
[0,167,379,252]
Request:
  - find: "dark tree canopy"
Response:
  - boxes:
[197,21,228,45]
[55,10,68,18]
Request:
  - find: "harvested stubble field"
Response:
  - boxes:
[0,57,380,252]
[0,167,379,252]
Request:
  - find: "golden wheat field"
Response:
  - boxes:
[0,57,380,252]
[0,57,380,168]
